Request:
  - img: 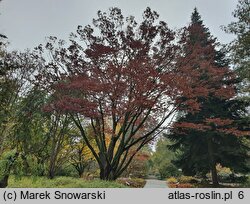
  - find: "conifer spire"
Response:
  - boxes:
[191,7,203,25]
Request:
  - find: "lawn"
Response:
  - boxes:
[7,176,127,188]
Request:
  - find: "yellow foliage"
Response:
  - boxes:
[178,176,197,184]
[167,177,178,184]
[216,164,232,174]
[67,121,123,164]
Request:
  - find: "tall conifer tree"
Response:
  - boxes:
[168,8,249,187]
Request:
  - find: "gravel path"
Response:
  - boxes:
[144,179,168,188]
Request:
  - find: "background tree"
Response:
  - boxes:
[224,0,250,95]
[67,127,98,178]
[13,88,50,176]
[0,41,47,185]
[149,137,180,179]
[223,0,250,170]
[68,139,90,178]
[46,113,72,179]
[0,37,38,185]
[122,146,151,178]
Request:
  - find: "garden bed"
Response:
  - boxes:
[117,178,146,188]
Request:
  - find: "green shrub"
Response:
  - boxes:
[240,175,250,187]
[7,154,47,177]
[158,163,181,180]
[56,165,79,177]
[229,174,248,183]
[0,150,19,179]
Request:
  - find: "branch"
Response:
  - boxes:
[71,114,101,166]
[125,106,177,150]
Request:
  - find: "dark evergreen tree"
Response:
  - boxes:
[168,8,250,187]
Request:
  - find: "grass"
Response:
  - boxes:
[7,176,127,188]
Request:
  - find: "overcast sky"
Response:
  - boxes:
[0,0,238,51]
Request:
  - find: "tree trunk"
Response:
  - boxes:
[75,163,85,178]
[78,171,84,178]
[210,161,219,187]
[99,153,116,180]
[48,136,62,179]
[48,157,56,179]
[207,137,219,187]
[99,166,116,180]
[21,154,30,175]
[0,152,19,188]
[0,175,9,188]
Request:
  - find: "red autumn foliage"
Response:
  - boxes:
[170,18,249,138]
[39,7,243,180]
[174,122,211,131]
[205,118,233,126]
[174,118,249,137]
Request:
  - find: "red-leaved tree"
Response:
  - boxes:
[40,7,224,180]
